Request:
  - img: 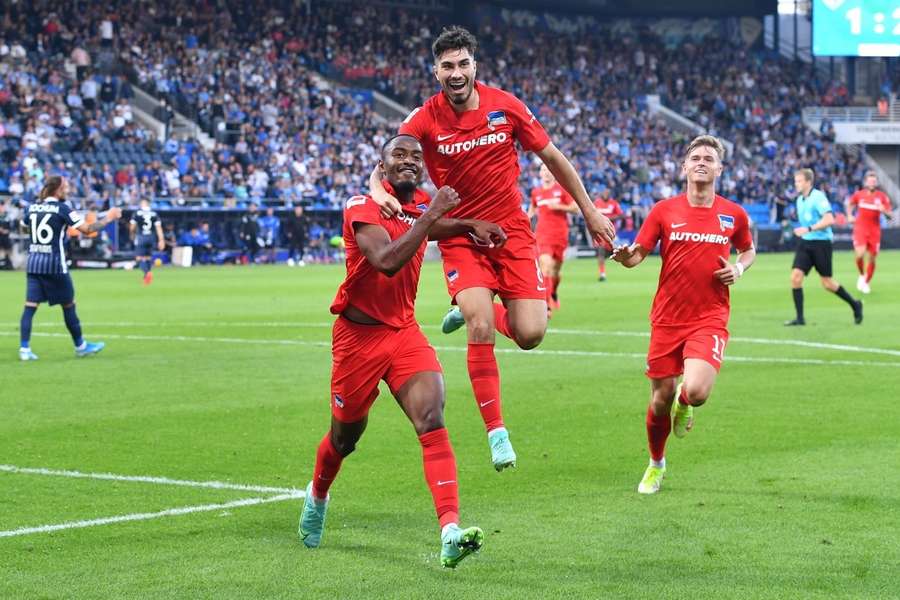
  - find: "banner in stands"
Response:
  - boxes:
[477,6,735,41]
[833,123,900,144]
[478,0,775,17]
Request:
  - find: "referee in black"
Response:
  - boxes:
[786,168,863,326]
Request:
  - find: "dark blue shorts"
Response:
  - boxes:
[136,235,155,256]
[26,273,75,306]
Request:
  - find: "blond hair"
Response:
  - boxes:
[795,168,815,184]
[684,135,725,162]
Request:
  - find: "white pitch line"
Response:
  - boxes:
[0,492,301,538]
[2,331,898,368]
[0,464,302,495]
[7,321,899,357]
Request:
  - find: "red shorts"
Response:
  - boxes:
[537,240,567,264]
[853,227,881,255]
[330,317,442,422]
[439,213,545,302]
[645,323,729,380]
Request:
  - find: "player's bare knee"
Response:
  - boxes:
[413,407,445,435]
[466,317,494,343]
[684,383,710,406]
[330,430,360,457]
[790,272,804,287]
[513,325,545,350]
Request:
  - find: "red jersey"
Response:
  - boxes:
[330,188,431,328]
[531,183,573,244]
[399,81,551,223]
[848,189,890,230]
[635,194,753,328]
[593,197,623,220]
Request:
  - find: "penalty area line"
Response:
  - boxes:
[0,492,301,539]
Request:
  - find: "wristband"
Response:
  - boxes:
[735,262,745,278]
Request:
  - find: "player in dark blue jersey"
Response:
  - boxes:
[19,176,121,361]
[129,198,164,285]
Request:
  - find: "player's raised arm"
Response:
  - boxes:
[355,186,460,276]
[76,207,121,234]
[535,141,615,246]
[155,219,165,251]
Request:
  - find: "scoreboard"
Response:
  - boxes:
[813,0,900,57]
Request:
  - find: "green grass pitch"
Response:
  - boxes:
[1,251,898,599]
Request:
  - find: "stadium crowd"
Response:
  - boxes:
[0,0,890,256]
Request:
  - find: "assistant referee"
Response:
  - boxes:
[786,168,862,326]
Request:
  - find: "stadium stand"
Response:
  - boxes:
[0,1,893,256]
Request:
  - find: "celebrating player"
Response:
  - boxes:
[612,136,756,494]
[592,189,626,282]
[299,135,506,567]
[785,168,863,326]
[129,198,164,285]
[528,164,578,313]
[18,176,121,361]
[369,26,615,470]
[846,171,892,294]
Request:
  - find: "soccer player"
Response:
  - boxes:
[369,26,615,470]
[527,164,578,312]
[785,169,863,326]
[240,202,261,264]
[846,171,892,294]
[611,136,756,494]
[129,198,164,285]
[299,135,506,567]
[18,176,121,361]
[592,189,625,282]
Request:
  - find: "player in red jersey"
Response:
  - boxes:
[369,26,615,470]
[299,135,507,568]
[528,164,578,312]
[612,135,756,494]
[846,171,892,294]
[592,189,626,282]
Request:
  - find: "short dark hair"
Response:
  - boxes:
[381,134,421,159]
[432,26,477,62]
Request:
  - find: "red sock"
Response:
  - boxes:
[678,386,690,406]
[419,428,459,528]
[553,275,561,298]
[646,405,671,462]
[544,278,553,305]
[599,263,606,275]
[866,259,876,283]
[855,256,865,275]
[312,433,344,500]
[467,342,504,432]
[492,303,513,339]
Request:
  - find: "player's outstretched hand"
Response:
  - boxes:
[369,164,401,218]
[584,208,615,249]
[429,186,461,217]
[469,221,507,248]
[157,240,166,251]
[611,243,636,264]
[714,255,740,286]
[106,207,122,221]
